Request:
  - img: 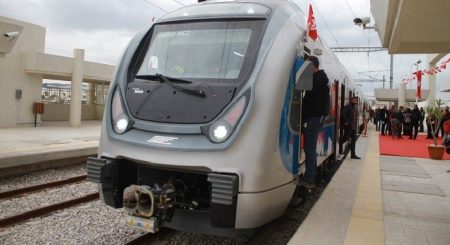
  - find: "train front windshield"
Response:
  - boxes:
[136,20,264,83]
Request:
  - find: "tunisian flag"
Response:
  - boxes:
[307,4,318,41]
[414,70,423,99]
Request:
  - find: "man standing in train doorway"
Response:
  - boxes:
[342,96,361,159]
[299,56,330,188]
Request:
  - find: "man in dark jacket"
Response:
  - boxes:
[300,56,330,188]
[419,107,425,132]
[380,106,387,135]
[341,96,361,159]
[411,105,420,139]
[397,106,405,137]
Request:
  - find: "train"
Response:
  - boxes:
[87,0,368,236]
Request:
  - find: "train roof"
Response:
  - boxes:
[158,0,303,22]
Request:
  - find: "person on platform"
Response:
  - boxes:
[380,106,388,135]
[411,104,421,139]
[362,105,369,137]
[403,108,412,138]
[440,107,450,138]
[374,107,381,131]
[342,96,361,159]
[397,106,405,137]
[386,105,395,135]
[419,107,425,132]
[299,56,330,188]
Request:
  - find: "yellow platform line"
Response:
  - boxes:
[344,127,384,245]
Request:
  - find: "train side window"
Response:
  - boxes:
[288,89,302,133]
[295,61,313,91]
[288,61,314,133]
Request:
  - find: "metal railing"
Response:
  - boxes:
[41,84,109,105]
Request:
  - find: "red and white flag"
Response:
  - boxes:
[307,4,318,41]
[414,70,423,99]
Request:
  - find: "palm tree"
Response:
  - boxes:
[425,99,444,146]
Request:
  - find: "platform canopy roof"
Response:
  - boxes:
[370,0,450,54]
[374,88,429,102]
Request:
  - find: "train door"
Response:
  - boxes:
[287,59,313,175]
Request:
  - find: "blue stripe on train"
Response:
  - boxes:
[279,59,336,175]
[279,56,303,175]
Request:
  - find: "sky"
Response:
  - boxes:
[1,0,448,101]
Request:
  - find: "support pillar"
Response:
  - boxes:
[70,49,84,127]
[99,83,105,104]
[426,53,447,107]
[88,83,95,105]
[427,70,436,107]
[398,83,406,108]
[427,62,437,107]
[390,54,394,89]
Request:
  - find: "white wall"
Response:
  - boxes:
[41,104,104,121]
[0,16,45,127]
[0,16,112,127]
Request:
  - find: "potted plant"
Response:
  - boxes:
[426,99,445,160]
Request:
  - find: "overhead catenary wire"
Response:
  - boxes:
[394,55,405,76]
[171,0,186,6]
[143,0,169,12]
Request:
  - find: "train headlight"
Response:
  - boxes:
[111,88,132,134]
[115,118,129,133]
[207,94,247,143]
[210,121,231,142]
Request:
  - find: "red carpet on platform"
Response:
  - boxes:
[379,134,450,160]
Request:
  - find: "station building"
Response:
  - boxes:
[0,16,114,128]
[370,0,450,106]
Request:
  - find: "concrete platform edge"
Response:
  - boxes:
[0,147,98,168]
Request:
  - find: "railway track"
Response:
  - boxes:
[0,193,99,227]
[0,175,87,199]
[0,155,344,243]
[0,175,98,228]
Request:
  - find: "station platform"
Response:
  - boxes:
[0,121,101,177]
[289,126,450,245]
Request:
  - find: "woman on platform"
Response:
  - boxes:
[362,105,369,137]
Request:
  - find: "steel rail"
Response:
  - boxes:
[0,192,99,227]
[0,175,87,199]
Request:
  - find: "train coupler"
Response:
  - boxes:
[122,184,175,232]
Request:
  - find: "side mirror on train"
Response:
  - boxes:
[295,61,313,91]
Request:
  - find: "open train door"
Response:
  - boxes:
[290,60,314,174]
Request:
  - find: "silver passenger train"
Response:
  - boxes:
[87,0,366,236]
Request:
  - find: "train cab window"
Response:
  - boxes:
[134,20,265,85]
[125,20,265,124]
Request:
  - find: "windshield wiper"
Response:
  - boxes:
[135,74,206,98]
[135,74,192,84]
